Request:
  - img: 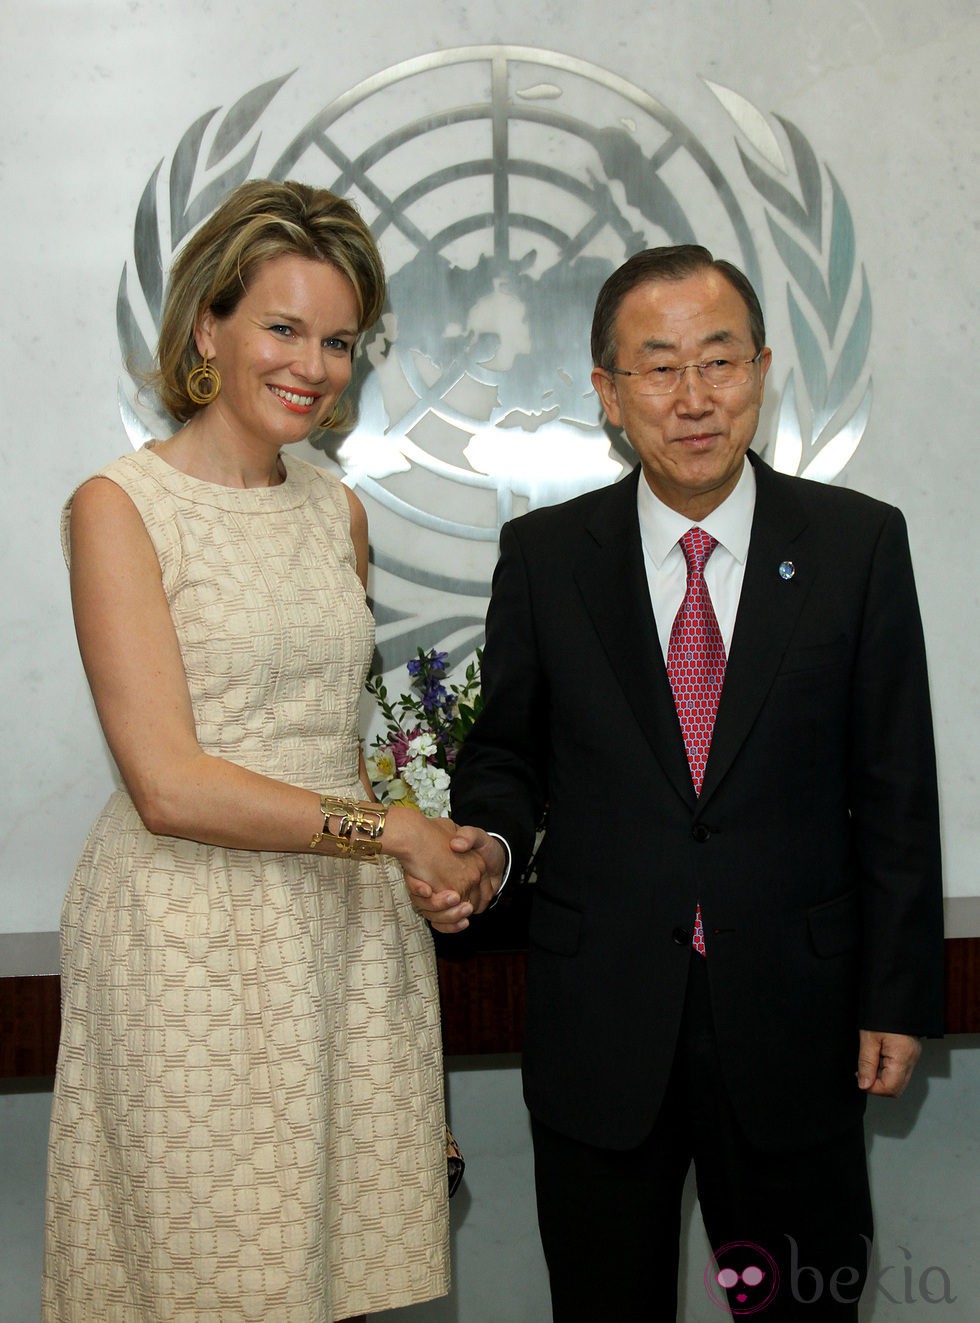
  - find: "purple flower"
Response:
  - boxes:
[420,682,449,714]
[408,648,449,680]
[389,726,419,770]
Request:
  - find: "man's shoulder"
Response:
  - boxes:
[505,467,639,543]
[753,452,899,528]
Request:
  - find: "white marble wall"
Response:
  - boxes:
[2,0,976,933]
[1,6,977,1318]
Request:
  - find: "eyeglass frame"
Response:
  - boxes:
[604,348,766,394]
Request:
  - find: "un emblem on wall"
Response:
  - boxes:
[118,47,872,669]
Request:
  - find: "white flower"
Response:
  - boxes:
[407,731,438,760]
[372,749,398,781]
[403,761,452,817]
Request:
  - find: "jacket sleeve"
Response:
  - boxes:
[849,505,944,1036]
[451,519,549,880]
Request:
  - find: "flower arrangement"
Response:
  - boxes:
[365,648,483,818]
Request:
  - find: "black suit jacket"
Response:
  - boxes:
[452,452,943,1153]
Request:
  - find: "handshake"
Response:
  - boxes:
[393,815,507,935]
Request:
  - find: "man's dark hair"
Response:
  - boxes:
[590,245,766,370]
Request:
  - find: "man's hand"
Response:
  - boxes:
[382,808,491,917]
[405,827,507,934]
[857,1030,922,1097]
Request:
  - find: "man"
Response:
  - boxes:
[411,246,943,1320]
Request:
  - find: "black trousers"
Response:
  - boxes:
[531,955,873,1321]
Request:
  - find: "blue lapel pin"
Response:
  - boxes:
[778,560,796,581]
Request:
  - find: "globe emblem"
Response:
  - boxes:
[259,48,765,665]
[125,48,866,669]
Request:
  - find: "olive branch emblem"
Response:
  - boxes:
[116,73,293,439]
[706,80,872,482]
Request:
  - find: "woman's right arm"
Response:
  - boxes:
[68,477,486,893]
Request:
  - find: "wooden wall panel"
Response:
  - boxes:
[3,936,977,1080]
[943,938,980,1034]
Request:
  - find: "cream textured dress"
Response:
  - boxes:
[43,445,449,1322]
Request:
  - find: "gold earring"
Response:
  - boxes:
[186,355,221,405]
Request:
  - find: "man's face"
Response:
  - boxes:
[592,270,770,519]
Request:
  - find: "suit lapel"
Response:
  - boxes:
[698,455,812,805]
[573,468,696,808]
[571,456,814,813]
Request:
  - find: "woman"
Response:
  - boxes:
[43,179,484,1322]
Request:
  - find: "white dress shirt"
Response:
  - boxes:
[636,456,757,657]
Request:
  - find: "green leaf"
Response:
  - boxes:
[826,170,856,336]
[787,286,828,416]
[768,214,832,334]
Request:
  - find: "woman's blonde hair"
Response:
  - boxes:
[151,179,386,428]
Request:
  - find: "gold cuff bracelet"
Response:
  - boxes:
[309,794,387,861]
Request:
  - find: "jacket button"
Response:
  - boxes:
[671,927,690,945]
[692,823,711,843]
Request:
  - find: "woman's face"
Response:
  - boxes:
[195,253,361,449]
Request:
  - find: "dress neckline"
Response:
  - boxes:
[137,442,312,513]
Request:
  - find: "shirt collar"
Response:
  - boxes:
[636,455,757,569]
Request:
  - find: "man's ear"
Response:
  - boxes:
[755,346,773,406]
[591,367,623,427]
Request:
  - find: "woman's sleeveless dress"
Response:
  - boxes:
[42,446,449,1322]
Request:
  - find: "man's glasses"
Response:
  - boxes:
[607,349,764,396]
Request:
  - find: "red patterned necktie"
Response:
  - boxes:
[666,527,726,955]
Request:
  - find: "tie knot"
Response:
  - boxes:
[680,526,717,576]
